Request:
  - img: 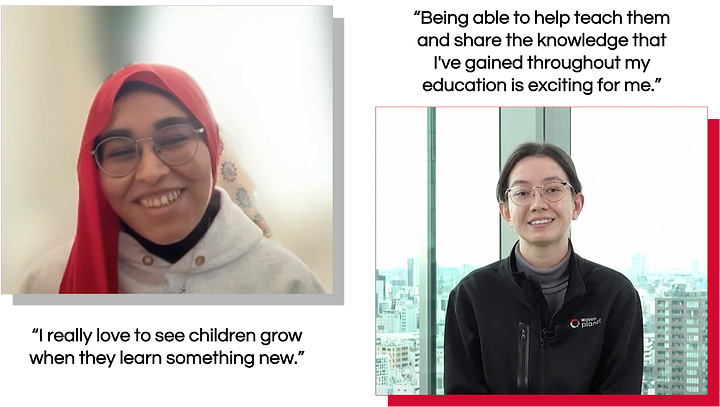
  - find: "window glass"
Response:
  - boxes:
[375,107,500,395]
[435,108,499,394]
[376,108,427,395]
[571,108,708,395]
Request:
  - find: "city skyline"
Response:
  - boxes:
[376,254,709,395]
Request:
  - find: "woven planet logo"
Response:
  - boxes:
[569,317,602,329]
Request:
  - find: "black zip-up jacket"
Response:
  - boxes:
[444,243,643,394]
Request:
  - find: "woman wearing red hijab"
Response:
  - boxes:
[21,64,324,294]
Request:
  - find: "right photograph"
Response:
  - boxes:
[375,107,710,395]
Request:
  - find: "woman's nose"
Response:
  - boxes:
[530,188,547,210]
[133,142,170,183]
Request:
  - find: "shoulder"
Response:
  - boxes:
[203,187,325,293]
[246,238,326,294]
[450,258,509,298]
[17,241,72,293]
[574,254,638,297]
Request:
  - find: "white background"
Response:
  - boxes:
[1,0,718,406]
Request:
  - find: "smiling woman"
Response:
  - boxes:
[96,86,214,246]
[443,142,643,394]
[19,64,324,294]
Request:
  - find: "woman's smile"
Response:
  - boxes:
[528,217,555,227]
[138,189,183,208]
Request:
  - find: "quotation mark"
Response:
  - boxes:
[652,78,662,91]
[294,350,305,364]
[32,328,39,334]
[414,10,420,16]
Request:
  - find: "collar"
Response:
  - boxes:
[508,240,586,302]
[117,187,263,274]
[514,243,570,286]
[121,189,222,263]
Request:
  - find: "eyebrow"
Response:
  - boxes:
[97,116,193,142]
[154,116,194,130]
[509,176,565,187]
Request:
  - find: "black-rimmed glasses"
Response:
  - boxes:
[91,124,204,178]
[505,181,575,206]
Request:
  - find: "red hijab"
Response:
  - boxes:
[59,64,220,293]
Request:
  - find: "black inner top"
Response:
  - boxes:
[121,189,222,264]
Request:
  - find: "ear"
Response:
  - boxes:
[571,192,584,220]
[499,201,513,226]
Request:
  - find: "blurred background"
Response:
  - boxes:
[1,6,334,293]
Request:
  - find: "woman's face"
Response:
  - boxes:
[499,155,584,250]
[98,89,213,244]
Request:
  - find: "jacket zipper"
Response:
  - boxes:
[534,284,548,395]
[516,255,587,395]
[538,286,584,394]
[539,330,546,394]
[517,322,530,393]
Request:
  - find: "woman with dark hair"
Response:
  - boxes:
[444,142,642,394]
[21,64,324,294]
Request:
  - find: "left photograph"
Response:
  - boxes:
[2,6,334,295]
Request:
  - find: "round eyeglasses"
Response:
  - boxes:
[505,181,575,206]
[91,124,204,178]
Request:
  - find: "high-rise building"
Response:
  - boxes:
[653,290,707,394]
[376,270,386,316]
[396,302,418,333]
[407,258,414,287]
[376,312,396,333]
[378,342,411,370]
[630,253,647,282]
[642,333,655,394]
[376,354,391,388]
